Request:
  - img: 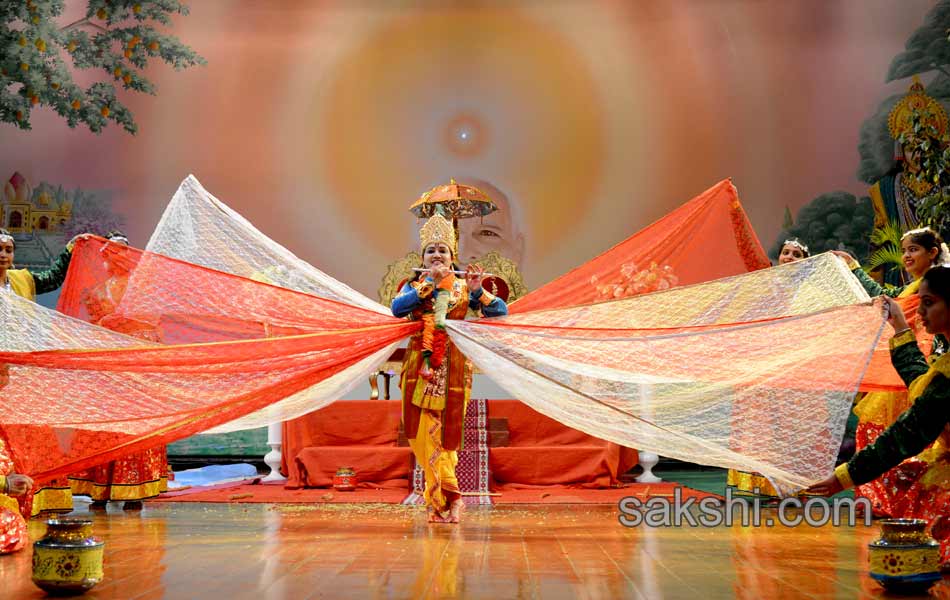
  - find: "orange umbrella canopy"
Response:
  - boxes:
[409,179,497,219]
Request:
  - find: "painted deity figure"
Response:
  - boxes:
[869,77,949,284]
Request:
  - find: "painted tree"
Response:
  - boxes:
[770,192,874,263]
[887,0,950,82]
[60,187,124,239]
[1,0,204,134]
[782,205,793,230]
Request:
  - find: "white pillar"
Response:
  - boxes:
[635,383,662,483]
[261,421,287,483]
[635,451,662,483]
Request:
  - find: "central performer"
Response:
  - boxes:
[391,212,508,523]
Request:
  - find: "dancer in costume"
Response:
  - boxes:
[0,445,32,555]
[835,227,949,302]
[727,238,811,499]
[69,231,169,510]
[391,213,507,523]
[0,228,83,516]
[777,238,810,265]
[833,227,949,515]
[808,267,950,568]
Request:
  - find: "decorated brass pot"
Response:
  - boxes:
[333,467,357,492]
[868,518,941,593]
[32,518,104,595]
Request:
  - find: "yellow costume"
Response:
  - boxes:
[842,252,943,515]
[391,213,506,519]
[835,331,950,566]
[2,246,75,516]
[0,438,28,554]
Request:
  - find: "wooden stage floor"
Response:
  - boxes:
[2,502,948,599]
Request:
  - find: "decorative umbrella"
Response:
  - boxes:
[409,179,498,256]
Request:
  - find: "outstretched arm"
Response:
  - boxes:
[30,246,72,296]
[831,251,902,297]
[840,373,950,487]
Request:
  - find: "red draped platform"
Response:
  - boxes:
[280,400,638,492]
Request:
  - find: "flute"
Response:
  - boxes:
[412,268,497,277]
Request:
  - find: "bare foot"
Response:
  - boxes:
[447,499,464,524]
[427,506,446,523]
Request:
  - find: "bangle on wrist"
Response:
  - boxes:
[834,463,854,490]
[889,328,917,350]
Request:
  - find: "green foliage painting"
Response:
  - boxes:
[1,0,204,134]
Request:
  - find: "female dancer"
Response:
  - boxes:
[0,228,83,516]
[391,214,507,523]
[808,266,950,568]
[832,227,948,515]
[727,238,812,499]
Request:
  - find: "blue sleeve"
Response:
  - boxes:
[469,288,508,317]
[392,283,422,318]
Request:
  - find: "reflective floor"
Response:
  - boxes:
[2,502,949,599]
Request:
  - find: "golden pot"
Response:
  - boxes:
[32,518,104,594]
[333,467,357,492]
[868,518,941,594]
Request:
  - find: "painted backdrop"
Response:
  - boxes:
[0,0,939,297]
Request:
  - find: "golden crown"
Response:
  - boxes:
[419,213,456,255]
[888,75,949,140]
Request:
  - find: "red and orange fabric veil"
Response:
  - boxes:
[0,176,906,491]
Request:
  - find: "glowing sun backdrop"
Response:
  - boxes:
[0,0,939,295]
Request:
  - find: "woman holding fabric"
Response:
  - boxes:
[0,228,84,517]
[832,227,948,515]
[777,238,810,264]
[0,459,33,554]
[0,228,77,302]
[727,238,812,500]
[807,266,950,568]
[391,213,507,523]
[833,227,949,302]
[69,231,169,511]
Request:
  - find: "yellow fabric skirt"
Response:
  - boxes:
[70,477,167,502]
[30,483,73,517]
[408,408,460,514]
[726,469,778,498]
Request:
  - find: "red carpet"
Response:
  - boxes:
[153,480,409,504]
[151,480,718,505]
[489,483,717,504]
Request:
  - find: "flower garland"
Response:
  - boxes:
[419,278,453,379]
